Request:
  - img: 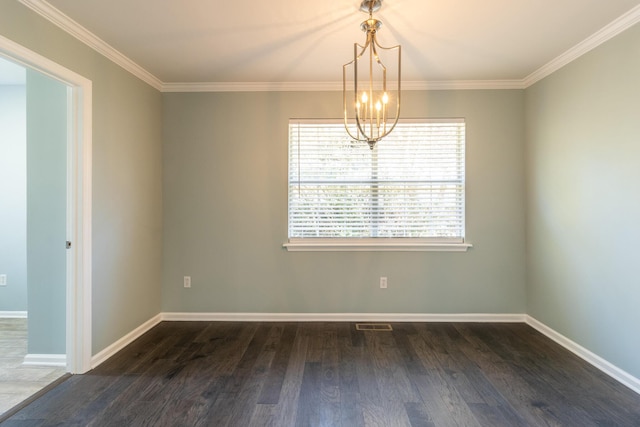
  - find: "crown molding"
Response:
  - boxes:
[16,0,523,94]
[405,80,525,91]
[161,81,343,92]
[18,0,640,93]
[524,4,640,88]
[18,0,163,90]
[162,79,525,93]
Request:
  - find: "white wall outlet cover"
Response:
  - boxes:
[380,276,387,288]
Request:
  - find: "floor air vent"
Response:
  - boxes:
[355,323,393,331]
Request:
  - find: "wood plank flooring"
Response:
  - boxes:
[0,318,66,416]
[2,321,640,426]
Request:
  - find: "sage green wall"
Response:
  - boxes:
[3,0,637,386]
[525,23,640,378]
[0,1,163,355]
[26,70,66,354]
[162,90,526,314]
[0,84,27,312]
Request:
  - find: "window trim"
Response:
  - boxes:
[283,238,472,252]
[284,118,472,252]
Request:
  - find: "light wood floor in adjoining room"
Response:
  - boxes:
[0,318,66,416]
[3,321,640,426]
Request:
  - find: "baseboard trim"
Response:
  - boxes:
[161,312,527,323]
[23,353,66,367]
[526,315,640,395]
[90,313,162,369]
[86,311,640,397]
[0,311,28,318]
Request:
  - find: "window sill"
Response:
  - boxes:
[283,239,473,252]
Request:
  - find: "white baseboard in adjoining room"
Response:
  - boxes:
[23,354,66,367]
[526,315,640,395]
[90,314,162,370]
[161,312,527,323]
[0,311,28,318]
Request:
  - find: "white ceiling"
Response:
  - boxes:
[15,0,640,87]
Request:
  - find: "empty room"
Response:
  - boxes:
[1,0,640,425]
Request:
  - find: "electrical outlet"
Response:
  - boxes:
[183,276,191,288]
[0,274,6,286]
[380,276,387,289]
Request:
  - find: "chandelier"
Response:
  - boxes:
[343,0,401,149]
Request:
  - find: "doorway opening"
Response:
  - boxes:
[0,35,92,395]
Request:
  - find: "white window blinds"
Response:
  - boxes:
[288,119,466,241]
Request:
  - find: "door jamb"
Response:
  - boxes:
[0,35,92,374]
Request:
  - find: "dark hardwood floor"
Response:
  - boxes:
[2,321,639,426]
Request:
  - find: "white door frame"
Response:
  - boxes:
[0,35,92,374]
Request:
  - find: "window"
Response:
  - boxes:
[284,119,471,251]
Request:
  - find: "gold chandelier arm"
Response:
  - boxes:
[343,56,368,142]
[355,40,370,60]
[370,43,388,93]
[343,0,401,148]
